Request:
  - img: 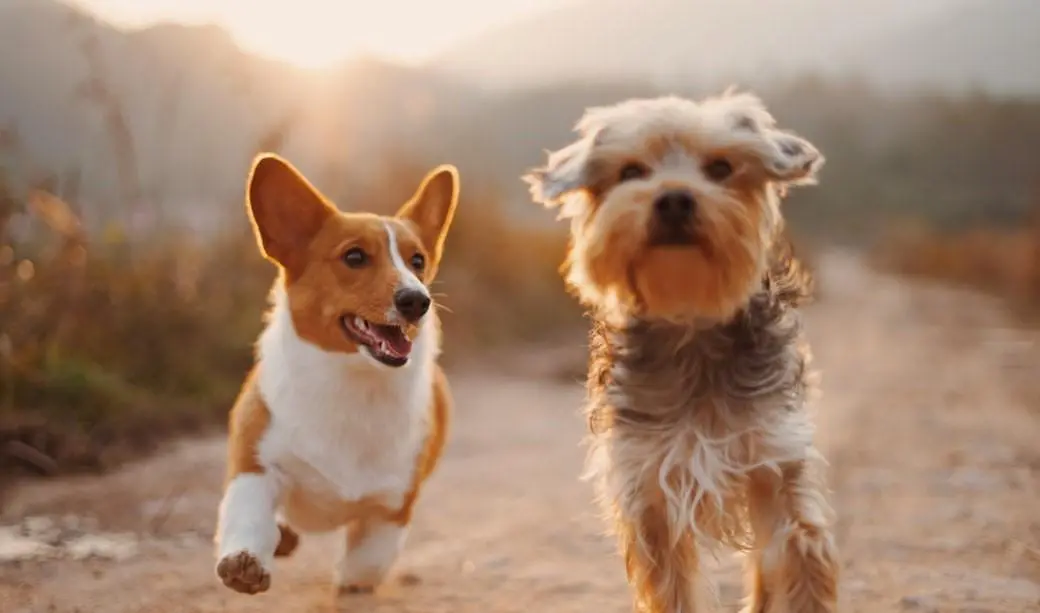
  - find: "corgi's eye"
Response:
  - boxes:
[342,247,367,268]
[703,159,734,182]
[618,163,648,183]
[410,253,425,272]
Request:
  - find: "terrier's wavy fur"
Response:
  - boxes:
[525,91,839,613]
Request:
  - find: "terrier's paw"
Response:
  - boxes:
[216,550,271,595]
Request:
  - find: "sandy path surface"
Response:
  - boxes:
[1,252,1038,613]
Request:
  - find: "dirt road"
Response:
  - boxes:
[2,252,1038,613]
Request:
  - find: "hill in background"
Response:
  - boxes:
[433,0,1040,97]
[0,0,1038,236]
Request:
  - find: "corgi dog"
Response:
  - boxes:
[214,153,459,596]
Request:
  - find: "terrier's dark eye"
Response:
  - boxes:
[703,159,734,182]
[410,253,425,271]
[343,247,367,268]
[618,163,648,183]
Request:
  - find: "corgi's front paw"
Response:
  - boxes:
[216,550,271,594]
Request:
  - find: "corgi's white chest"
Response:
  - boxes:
[253,288,435,508]
[258,373,427,506]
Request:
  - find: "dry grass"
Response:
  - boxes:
[871,209,1040,419]
[872,203,1040,319]
[0,160,579,481]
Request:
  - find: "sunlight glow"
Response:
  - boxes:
[74,0,568,68]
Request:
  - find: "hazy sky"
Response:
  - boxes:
[72,0,570,67]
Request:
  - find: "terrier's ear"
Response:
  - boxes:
[708,91,825,187]
[245,153,336,275]
[756,129,824,185]
[523,130,599,216]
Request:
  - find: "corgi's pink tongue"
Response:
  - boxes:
[372,324,412,357]
[384,334,412,357]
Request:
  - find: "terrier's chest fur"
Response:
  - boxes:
[587,243,815,426]
[583,244,819,545]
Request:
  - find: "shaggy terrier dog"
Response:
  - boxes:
[525,91,839,613]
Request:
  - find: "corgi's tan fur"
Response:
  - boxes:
[214,154,458,596]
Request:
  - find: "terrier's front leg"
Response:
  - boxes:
[215,472,281,594]
[743,457,839,613]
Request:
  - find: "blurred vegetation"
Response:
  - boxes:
[0,157,576,481]
[0,182,268,475]
[2,69,1040,482]
[872,199,1040,321]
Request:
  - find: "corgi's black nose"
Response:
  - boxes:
[654,190,696,225]
[394,289,431,322]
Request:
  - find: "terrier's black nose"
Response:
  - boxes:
[654,190,696,225]
[393,289,431,322]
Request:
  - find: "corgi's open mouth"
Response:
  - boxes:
[340,315,412,367]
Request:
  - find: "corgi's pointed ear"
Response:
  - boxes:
[246,153,336,274]
[396,164,459,279]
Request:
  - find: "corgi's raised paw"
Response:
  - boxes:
[216,550,271,595]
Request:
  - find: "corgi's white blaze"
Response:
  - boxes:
[252,284,437,522]
[383,221,428,322]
